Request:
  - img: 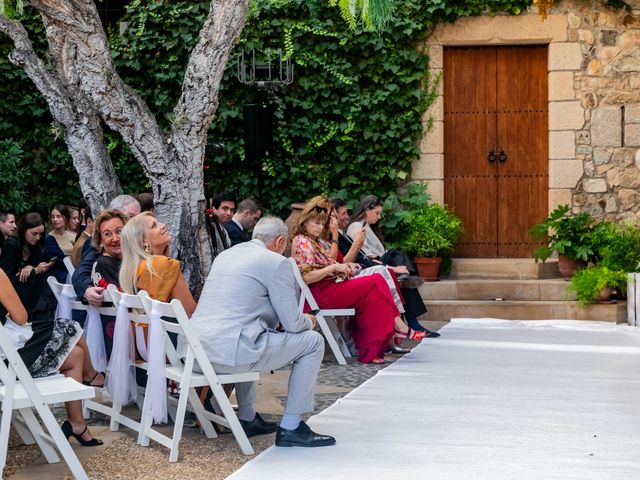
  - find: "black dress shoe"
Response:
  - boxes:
[386,344,410,354]
[423,329,440,338]
[239,413,278,438]
[275,421,336,447]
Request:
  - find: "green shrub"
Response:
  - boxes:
[567,265,628,306]
[402,203,463,258]
[592,222,640,273]
[0,139,29,213]
[529,205,597,262]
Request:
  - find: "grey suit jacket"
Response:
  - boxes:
[183,239,311,367]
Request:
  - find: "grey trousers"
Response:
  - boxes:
[213,330,324,416]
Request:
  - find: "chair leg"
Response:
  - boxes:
[316,315,347,365]
[32,403,89,480]
[210,382,254,455]
[186,387,217,439]
[11,411,36,445]
[109,401,122,431]
[137,388,153,447]
[0,403,15,473]
[18,408,60,464]
[168,379,192,462]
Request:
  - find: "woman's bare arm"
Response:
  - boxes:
[170,274,197,317]
[0,269,28,325]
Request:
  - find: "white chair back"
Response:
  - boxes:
[137,293,256,460]
[63,256,75,276]
[287,258,353,364]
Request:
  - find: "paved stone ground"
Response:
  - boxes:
[4,321,445,480]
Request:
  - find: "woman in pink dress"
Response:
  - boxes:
[292,196,424,364]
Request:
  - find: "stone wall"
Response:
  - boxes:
[416,0,640,223]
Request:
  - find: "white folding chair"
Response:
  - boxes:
[63,257,76,276]
[288,257,353,365]
[0,324,96,480]
[137,293,258,461]
[84,285,144,435]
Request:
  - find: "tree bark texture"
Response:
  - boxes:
[2,0,250,292]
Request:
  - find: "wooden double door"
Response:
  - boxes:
[444,46,548,258]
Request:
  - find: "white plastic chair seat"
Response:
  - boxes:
[0,377,95,409]
[164,366,258,386]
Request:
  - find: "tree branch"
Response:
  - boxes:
[0,13,121,210]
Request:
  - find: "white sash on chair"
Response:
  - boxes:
[146,303,167,424]
[84,306,107,372]
[58,284,75,320]
[105,297,137,405]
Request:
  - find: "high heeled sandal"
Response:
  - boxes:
[83,371,105,388]
[61,421,104,447]
[394,327,426,341]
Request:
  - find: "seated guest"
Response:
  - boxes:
[225,197,262,246]
[71,205,93,267]
[45,204,76,282]
[0,209,16,240]
[118,212,196,314]
[137,192,154,213]
[0,268,103,446]
[180,217,335,447]
[72,195,141,308]
[332,198,439,338]
[0,213,55,321]
[292,196,424,364]
[67,206,81,234]
[48,204,76,256]
[208,191,236,258]
[83,209,129,355]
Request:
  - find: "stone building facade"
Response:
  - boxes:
[413,0,640,223]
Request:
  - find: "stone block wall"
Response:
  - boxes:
[415,0,640,223]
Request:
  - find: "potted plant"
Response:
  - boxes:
[402,203,464,281]
[529,205,597,278]
[567,265,628,306]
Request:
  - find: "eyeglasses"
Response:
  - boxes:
[313,206,328,214]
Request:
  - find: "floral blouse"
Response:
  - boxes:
[292,235,338,275]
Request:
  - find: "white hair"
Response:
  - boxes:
[252,217,287,244]
[109,194,140,213]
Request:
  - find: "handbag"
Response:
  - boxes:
[3,317,33,349]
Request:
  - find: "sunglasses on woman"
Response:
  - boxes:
[313,206,328,214]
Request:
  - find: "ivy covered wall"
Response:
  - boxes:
[0,0,534,214]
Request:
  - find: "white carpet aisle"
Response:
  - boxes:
[228,319,640,480]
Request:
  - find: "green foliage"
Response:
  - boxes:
[529,205,597,263]
[591,222,640,273]
[378,182,431,244]
[0,139,29,212]
[1,0,535,213]
[328,0,396,31]
[0,0,24,19]
[402,203,464,258]
[568,265,628,306]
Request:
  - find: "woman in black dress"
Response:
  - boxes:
[0,267,103,446]
[0,213,55,320]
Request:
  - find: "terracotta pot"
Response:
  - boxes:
[414,257,442,282]
[557,255,586,279]
[596,286,613,303]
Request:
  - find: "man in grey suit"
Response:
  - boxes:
[188,216,335,447]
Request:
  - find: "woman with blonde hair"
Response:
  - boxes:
[292,196,424,364]
[118,212,195,313]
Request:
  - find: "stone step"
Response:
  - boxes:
[421,300,627,323]
[447,258,559,280]
[420,279,576,301]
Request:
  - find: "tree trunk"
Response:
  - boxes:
[17,0,249,292]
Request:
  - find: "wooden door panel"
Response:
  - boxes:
[444,47,498,257]
[496,46,548,257]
